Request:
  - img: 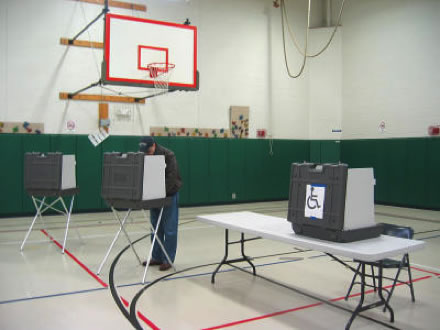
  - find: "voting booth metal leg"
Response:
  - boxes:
[60,195,75,254]
[21,196,76,253]
[97,208,142,275]
[142,207,176,284]
[21,197,47,251]
[114,208,142,265]
[211,230,258,284]
[140,209,174,270]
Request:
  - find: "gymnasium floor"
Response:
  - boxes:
[0,201,439,330]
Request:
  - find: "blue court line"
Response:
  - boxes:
[308,254,327,259]
[3,233,438,306]
[0,287,107,305]
[0,259,302,305]
[117,258,303,289]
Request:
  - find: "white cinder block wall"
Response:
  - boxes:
[341,0,440,139]
[0,0,438,139]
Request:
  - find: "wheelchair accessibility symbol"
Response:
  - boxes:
[304,184,326,219]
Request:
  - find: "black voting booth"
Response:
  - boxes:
[99,152,172,282]
[287,163,382,243]
[22,152,79,253]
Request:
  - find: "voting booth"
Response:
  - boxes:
[287,163,382,242]
[24,152,76,191]
[99,152,172,281]
[21,152,79,253]
[101,152,166,202]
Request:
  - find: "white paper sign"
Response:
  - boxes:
[304,184,326,219]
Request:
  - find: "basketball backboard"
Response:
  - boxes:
[102,13,198,91]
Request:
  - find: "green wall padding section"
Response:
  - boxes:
[0,135,23,215]
[229,139,246,203]
[310,140,341,163]
[426,138,440,208]
[75,136,103,211]
[1,134,439,217]
[340,137,440,209]
[209,139,230,203]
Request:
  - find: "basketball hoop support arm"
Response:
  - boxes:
[67,79,144,103]
[68,80,102,98]
[68,4,109,44]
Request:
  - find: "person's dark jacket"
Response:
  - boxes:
[154,144,182,196]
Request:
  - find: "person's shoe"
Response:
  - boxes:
[159,263,172,271]
[142,259,161,267]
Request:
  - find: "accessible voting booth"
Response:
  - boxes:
[287,163,382,242]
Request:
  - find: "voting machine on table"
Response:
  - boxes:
[287,163,382,243]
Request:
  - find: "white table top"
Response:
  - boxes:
[197,211,425,262]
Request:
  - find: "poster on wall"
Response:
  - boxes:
[230,106,249,139]
[0,121,44,134]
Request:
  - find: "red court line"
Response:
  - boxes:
[411,266,440,276]
[202,303,322,330]
[137,311,161,330]
[202,275,432,330]
[120,296,130,308]
[40,229,160,329]
[40,229,108,288]
[120,295,160,330]
[330,275,431,302]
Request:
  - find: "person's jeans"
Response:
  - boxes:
[150,192,179,263]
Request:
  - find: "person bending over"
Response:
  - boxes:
[139,136,182,271]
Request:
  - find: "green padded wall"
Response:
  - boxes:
[310,140,341,163]
[405,138,428,208]
[187,138,210,204]
[0,135,23,215]
[1,134,439,217]
[229,139,246,202]
[209,139,230,203]
[426,138,440,208]
[340,138,440,209]
[75,135,103,211]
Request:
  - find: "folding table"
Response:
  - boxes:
[197,211,425,330]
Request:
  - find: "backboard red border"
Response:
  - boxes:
[103,13,198,90]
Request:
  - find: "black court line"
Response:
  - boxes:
[376,211,440,224]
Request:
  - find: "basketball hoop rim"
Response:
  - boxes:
[147,62,175,71]
[147,62,175,79]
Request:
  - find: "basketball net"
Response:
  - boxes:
[147,63,175,92]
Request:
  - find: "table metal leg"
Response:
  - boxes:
[211,229,258,284]
[346,263,365,330]
[345,261,395,329]
[241,233,256,276]
[378,261,394,321]
[211,229,230,284]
